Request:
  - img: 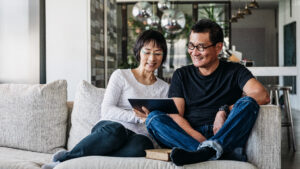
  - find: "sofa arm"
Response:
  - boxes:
[246,105,281,169]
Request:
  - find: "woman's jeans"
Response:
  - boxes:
[145,96,259,160]
[58,120,153,162]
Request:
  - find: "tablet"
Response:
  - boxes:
[128,98,179,114]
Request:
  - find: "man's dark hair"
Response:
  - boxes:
[190,19,224,44]
[134,29,167,63]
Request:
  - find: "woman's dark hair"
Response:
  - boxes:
[190,19,224,45]
[133,30,167,64]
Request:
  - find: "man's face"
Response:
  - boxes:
[188,32,222,69]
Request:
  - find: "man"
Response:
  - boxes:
[144,19,270,166]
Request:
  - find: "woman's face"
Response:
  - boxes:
[138,41,163,72]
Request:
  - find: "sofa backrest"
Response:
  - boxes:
[246,105,281,169]
[66,81,105,150]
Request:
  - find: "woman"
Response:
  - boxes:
[42,30,169,169]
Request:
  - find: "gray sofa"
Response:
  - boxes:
[0,80,281,169]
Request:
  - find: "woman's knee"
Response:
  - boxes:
[129,135,154,156]
[92,121,126,136]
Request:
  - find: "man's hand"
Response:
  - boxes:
[169,114,207,142]
[133,106,150,123]
[213,110,227,135]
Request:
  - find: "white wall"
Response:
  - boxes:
[279,0,300,110]
[46,0,91,101]
[231,9,277,67]
[0,0,40,84]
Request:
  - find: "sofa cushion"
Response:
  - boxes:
[0,80,68,153]
[0,146,52,169]
[54,156,257,169]
[67,81,105,150]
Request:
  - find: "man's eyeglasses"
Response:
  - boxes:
[187,43,215,52]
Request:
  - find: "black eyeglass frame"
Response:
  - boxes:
[187,43,216,52]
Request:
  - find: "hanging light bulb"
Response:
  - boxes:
[147,15,160,27]
[132,2,152,21]
[236,8,244,19]
[248,0,259,9]
[161,9,186,34]
[157,0,171,11]
[230,14,238,23]
[242,4,252,15]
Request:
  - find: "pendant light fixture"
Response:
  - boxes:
[147,2,160,27]
[242,4,252,15]
[248,0,259,9]
[157,0,171,11]
[132,1,152,22]
[230,14,238,23]
[236,8,244,19]
[161,9,185,34]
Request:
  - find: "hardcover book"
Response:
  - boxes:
[145,149,172,161]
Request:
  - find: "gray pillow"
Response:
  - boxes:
[67,81,105,150]
[0,80,68,153]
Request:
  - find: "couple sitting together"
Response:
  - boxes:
[43,19,270,169]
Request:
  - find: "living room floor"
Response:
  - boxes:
[281,108,300,169]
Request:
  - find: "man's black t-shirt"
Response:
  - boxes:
[168,60,254,127]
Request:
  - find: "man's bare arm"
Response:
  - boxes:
[243,78,270,105]
[169,97,206,143]
[213,78,269,135]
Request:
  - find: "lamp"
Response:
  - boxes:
[236,8,244,19]
[132,0,186,35]
[132,2,152,22]
[147,3,160,27]
[230,14,238,23]
[157,0,171,11]
[248,0,259,9]
[242,4,252,15]
[161,9,186,34]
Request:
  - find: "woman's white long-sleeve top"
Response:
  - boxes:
[100,69,169,137]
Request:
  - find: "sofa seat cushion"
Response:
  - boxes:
[0,147,52,169]
[54,156,257,169]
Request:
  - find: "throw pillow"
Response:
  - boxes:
[67,80,105,150]
[0,80,68,153]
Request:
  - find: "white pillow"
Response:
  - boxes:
[0,80,68,153]
[67,81,105,150]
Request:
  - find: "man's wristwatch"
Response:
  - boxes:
[219,105,230,116]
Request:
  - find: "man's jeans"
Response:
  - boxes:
[145,96,259,160]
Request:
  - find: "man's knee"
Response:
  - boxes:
[146,110,167,127]
[238,96,259,108]
[235,96,260,115]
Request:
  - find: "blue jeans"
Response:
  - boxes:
[58,121,153,162]
[146,96,259,160]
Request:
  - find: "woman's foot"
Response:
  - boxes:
[42,161,60,169]
[52,149,68,162]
